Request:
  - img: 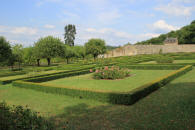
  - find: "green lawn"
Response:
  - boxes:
[41,70,174,92]
[140,59,195,64]
[0,70,65,81]
[0,69,194,129]
[0,84,106,117]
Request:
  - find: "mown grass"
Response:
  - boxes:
[41,70,174,92]
[140,59,195,64]
[0,85,107,118]
[0,69,194,129]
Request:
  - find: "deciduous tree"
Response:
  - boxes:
[34,36,64,66]
[85,38,106,60]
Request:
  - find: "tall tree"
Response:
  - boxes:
[61,45,76,64]
[23,47,36,65]
[64,24,76,46]
[85,38,106,60]
[34,36,64,66]
[73,46,86,59]
[12,44,24,69]
[0,36,12,64]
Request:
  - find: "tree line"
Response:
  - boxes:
[0,24,107,69]
[136,20,195,45]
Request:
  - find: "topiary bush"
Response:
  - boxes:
[156,56,174,63]
[93,66,131,80]
[0,102,54,130]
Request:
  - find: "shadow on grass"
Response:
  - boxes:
[49,82,195,130]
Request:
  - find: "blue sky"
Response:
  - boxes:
[0,0,195,46]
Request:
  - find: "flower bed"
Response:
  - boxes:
[93,66,131,80]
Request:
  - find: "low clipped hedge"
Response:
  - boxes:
[25,69,94,83]
[12,65,192,105]
[0,71,27,78]
[118,64,185,70]
[155,56,174,64]
[0,66,95,85]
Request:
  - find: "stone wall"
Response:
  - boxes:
[104,45,195,58]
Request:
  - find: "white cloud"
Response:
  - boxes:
[155,4,193,16]
[0,26,37,35]
[44,24,55,29]
[155,0,195,16]
[151,20,179,33]
[11,27,37,35]
[97,9,121,24]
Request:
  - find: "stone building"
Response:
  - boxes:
[164,37,178,45]
[102,38,195,58]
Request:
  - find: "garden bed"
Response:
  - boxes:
[40,70,174,92]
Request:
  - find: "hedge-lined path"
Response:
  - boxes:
[0,69,195,129]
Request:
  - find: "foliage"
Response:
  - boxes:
[0,102,54,130]
[156,56,174,63]
[34,36,64,66]
[93,66,131,80]
[73,46,86,59]
[64,24,76,46]
[12,44,24,69]
[85,38,106,59]
[136,20,195,44]
[23,47,36,65]
[106,45,119,51]
[61,45,76,64]
[0,36,12,64]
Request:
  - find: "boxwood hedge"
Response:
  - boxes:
[12,65,192,105]
[0,66,95,85]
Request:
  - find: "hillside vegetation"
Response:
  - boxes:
[136,20,195,45]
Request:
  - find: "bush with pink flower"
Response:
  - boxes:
[92,66,131,80]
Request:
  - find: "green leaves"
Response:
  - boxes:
[85,38,107,59]
[0,36,12,63]
[64,24,76,46]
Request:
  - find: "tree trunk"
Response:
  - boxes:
[66,58,69,64]
[19,62,21,70]
[37,59,40,66]
[47,58,51,66]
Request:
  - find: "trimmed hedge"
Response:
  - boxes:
[12,65,192,105]
[0,66,95,85]
[25,69,94,83]
[0,71,26,78]
[118,64,185,70]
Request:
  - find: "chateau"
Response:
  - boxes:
[103,38,195,58]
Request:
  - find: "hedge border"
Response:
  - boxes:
[0,66,95,85]
[12,65,192,105]
[0,71,27,78]
[118,64,185,70]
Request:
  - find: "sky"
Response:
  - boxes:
[0,0,195,47]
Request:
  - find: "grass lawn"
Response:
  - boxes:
[0,84,107,117]
[140,59,195,64]
[0,70,65,81]
[0,69,194,129]
[41,70,174,92]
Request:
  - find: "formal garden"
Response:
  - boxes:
[0,24,195,129]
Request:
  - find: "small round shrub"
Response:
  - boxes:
[93,66,131,80]
[156,56,174,63]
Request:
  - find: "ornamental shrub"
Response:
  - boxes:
[156,56,174,63]
[0,102,54,130]
[93,66,131,80]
